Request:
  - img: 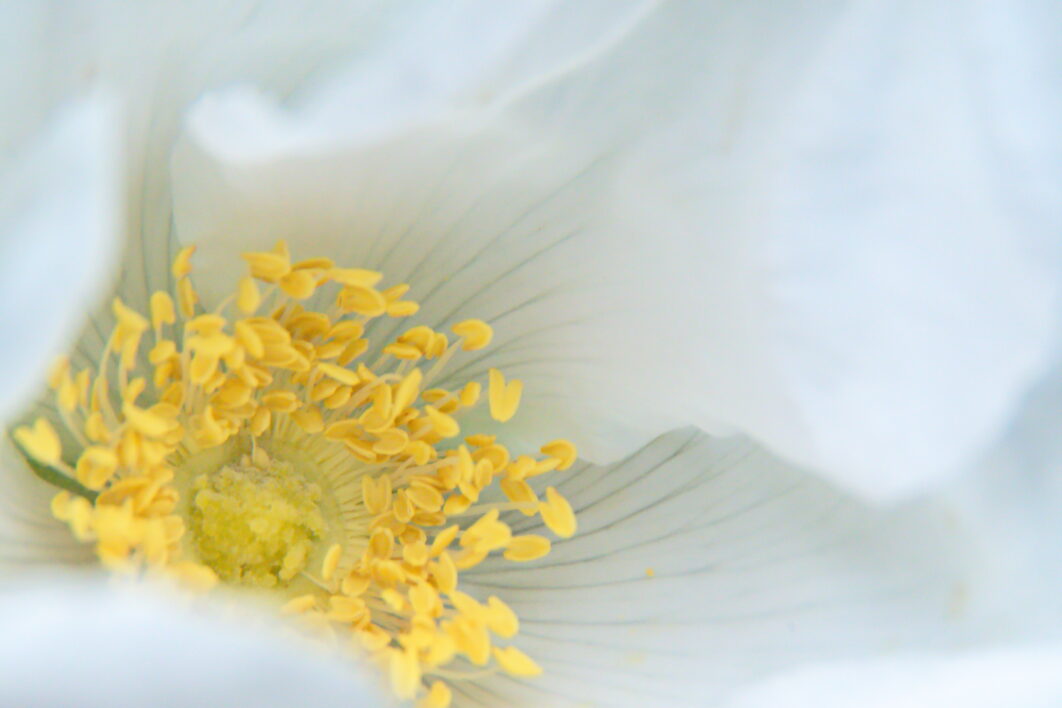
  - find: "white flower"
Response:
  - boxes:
[1,1,1060,706]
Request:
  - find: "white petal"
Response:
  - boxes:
[181,0,651,162]
[172,2,1062,500]
[0,94,122,423]
[721,646,1062,708]
[940,360,1062,634]
[493,0,1062,500]
[169,0,681,463]
[0,573,384,707]
[461,430,989,707]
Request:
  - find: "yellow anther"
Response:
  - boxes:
[504,535,551,562]
[389,646,421,700]
[177,277,198,318]
[321,543,343,582]
[250,406,271,436]
[486,596,519,638]
[57,373,79,412]
[291,405,324,433]
[316,362,360,386]
[189,353,219,385]
[381,284,410,302]
[338,285,387,317]
[443,493,471,516]
[465,434,495,448]
[541,439,578,470]
[150,292,176,331]
[488,369,522,422]
[113,298,149,333]
[212,378,252,409]
[338,338,369,366]
[325,419,361,441]
[84,411,110,443]
[387,300,420,317]
[419,681,452,708]
[122,402,176,438]
[234,320,265,359]
[539,487,577,538]
[341,571,370,597]
[75,446,119,490]
[280,270,317,299]
[409,582,439,615]
[403,541,430,567]
[261,391,299,413]
[430,525,459,556]
[459,381,481,407]
[48,357,70,389]
[393,490,415,522]
[172,245,196,278]
[149,340,177,365]
[383,342,422,360]
[243,250,290,282]
[451,320,493,351]
[368,527,395,560]
[236,276,260,314]
[424,406,459,439]
[398,326,434,351]
[500,478,538,515]
[427,332,449,359]
[407,481,444,512]
[280,594,318,615]
[187,314,227,333]
[450,616,491,666]
[373,429,409,456]
[328,268,383,288]
[187,333,236,358]
[14,418,62,465]
[474,443,510,471]
[328,595,367,623]
[492,646,542,677]
[327,320,363,342]
[293,257,334,271]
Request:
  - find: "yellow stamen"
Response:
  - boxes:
[488,368,522,422]
[22,243,578,705]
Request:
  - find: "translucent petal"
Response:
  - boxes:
[0,94,122,423]
[722,646,1062,708]
[461,430,990,706]
[174,1,1062,503]
[0,573,384,707]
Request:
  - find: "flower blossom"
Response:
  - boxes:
[2,2,1061,706]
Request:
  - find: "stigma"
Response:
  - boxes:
[14,240,578,706]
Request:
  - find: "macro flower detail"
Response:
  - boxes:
[13,239,578,706]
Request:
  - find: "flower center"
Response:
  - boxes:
[188,452,325,588]
[14,240,580,707]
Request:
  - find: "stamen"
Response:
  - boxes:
[13,239,579,705]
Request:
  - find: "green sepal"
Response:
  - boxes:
[10,436,98,503]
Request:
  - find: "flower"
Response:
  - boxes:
[17,238,583,703]
[2,1,1061,707]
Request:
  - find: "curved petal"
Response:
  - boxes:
[459,430,991,707]
[0,94,122,424]
[721,646,1062,708]
[0,573,384,707]
[174,1,1062,501]
[942,358,1062,636]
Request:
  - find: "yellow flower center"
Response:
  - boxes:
[14,239,580,707]
[188,453,325,588]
